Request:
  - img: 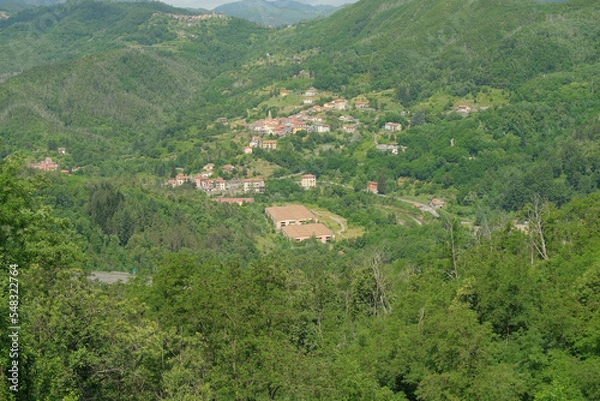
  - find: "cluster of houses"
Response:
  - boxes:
[298,88,371,112]
[29,157,58,172]
[166,163,265,194]
[164,12,228,23]
[247,88,409,157]
[248,110,328,136]
[265,204,334,243]
[28,147,69,172]
[28,150,76,175]
[169,174,266,194]
[248,108,361,136]
[376,144,407,155]
[166,162,318,194]
[248,88,369,137]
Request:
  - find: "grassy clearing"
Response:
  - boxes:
[376,204,423,226]
[248,158,279,178]
[308,205,365,240]
[364,89,405,113]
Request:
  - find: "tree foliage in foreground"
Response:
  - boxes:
[2,157,600,399]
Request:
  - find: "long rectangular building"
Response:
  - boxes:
[281,223,334,243]
[265,204,318,229]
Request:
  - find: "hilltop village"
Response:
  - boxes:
[26,83,450,246]
[162,86,416,195]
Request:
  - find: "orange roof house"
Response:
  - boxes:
[367,181,378,194]
[430,198,446,209]
[29,157,58,172]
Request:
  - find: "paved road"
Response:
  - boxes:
[380,194,440,218]
[327,213,347,234]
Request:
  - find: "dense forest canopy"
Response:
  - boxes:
[1,0,600,398]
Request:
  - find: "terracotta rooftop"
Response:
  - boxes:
[265,204,316,223]
[282,223,333,239]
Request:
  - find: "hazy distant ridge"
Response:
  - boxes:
[214,0,337,26]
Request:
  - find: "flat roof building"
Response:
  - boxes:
[282,223,334,243]
[265,204,318,229]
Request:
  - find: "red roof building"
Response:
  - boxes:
[367,181,378,194]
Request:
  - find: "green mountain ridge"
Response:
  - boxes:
[0,1,205,75]
[0,2,272,163]
[287,0,599,92]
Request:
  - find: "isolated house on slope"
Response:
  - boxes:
[301,174,316,189]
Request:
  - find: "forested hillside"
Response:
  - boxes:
[2,150,600,399]
[1,0,600,399]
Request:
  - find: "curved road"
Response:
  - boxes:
[327,213,347,234]
[320,180,439,218]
